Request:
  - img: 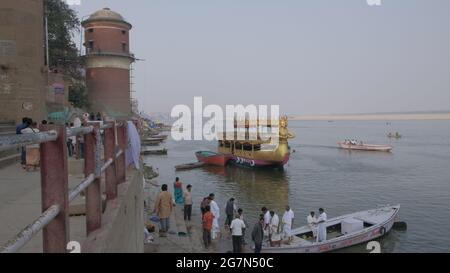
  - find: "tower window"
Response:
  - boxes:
[122,30,126,35]
[122,42,127,52]
[88,41,94,50]
[88,28,94,33]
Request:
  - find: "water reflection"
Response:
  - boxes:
[202,165,290,220]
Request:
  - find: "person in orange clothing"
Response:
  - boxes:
[202,205,214,249]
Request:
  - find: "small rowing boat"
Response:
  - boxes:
[156,134,168,139]
[141,149,168,156]
[261,205,400,253]
[175,162,205,171]
[338,142,393,152]
[142,138,165,146]
[143,137,165,142]
[387,132,402,139]
[195,151,231,166]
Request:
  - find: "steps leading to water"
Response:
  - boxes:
[0,121,21,169]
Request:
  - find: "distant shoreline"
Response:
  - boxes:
[290,113,450,121]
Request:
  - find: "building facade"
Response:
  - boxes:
[82,8,135,118]
[0,0,46,123]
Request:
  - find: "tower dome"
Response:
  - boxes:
[82,8,131,28]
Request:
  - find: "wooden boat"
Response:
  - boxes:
[175,162,205,171]
[141,138,165,146]
[196,151,231,166]
[262,205,400,253]
[152,134,168,140]
[387,133,402,139]
[217,116,295,168]
[141,142,159,147]
[338,142,393,152]
[141,149,168,156]
[144,137,165,142]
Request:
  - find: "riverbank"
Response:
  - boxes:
[291,113,450,121]
[143,173,252,253]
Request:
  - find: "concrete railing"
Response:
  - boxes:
[0,121,128,253]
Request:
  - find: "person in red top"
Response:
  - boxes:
[202,205,214,249]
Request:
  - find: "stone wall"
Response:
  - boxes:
[0,0,46,123]
[82,167,144,253]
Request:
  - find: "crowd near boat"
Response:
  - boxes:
[149,176,402,253]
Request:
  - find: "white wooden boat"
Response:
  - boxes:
[261,205,400,253]
[338,142,393,152]
[175,162,205,171]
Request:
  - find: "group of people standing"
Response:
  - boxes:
[15,113,98,172]
[258,206,295,249]
[200,193,221,248]
[307,208,328,242]
[152,177,195,237]
[152,177,329,253]
[344,139,363,145]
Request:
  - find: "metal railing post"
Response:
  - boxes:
[39,125,69,253]
[84,123,102,235]
[116,121,127,184]
[104,122,117,200]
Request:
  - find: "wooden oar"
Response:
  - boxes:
[393,221,407,231]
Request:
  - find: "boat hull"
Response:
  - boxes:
[228,154,290,168]
[175,162,205,171]
[261,205,400,253]
[196,151,231,166]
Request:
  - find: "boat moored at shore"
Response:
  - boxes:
[261,205,400,253]
[195,151,231,166]
[219,116,295,168]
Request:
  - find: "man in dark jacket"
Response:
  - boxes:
[225,198,235,227]
[252,215,265,253]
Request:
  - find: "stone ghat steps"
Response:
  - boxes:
[0,121,21,169]
[0,121,16,135]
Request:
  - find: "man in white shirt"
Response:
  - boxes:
[209,193,221,240]
[230,214,246,253]
[183,184,193,221]
[269,211,282,247]
[307,211,318,239]
[262,207,271,239]
[316,208,328,243]
[282,206,295,244]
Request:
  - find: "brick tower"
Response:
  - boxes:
[82,8,134,118]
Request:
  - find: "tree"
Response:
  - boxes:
[68,82,89,109]
[45,0,90,109]
[45,0,83,80]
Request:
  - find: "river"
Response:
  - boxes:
[144,120,450,253]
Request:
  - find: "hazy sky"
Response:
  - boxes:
[72,0,450,115]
